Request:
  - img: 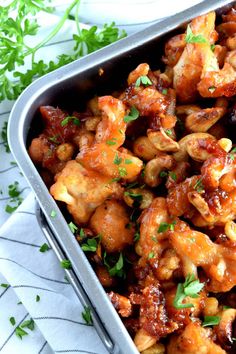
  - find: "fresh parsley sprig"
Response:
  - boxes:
[185,25,208,44]
[173,274,204,309]
[0,1,126,102]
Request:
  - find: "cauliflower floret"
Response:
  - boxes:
[50,160,122,224]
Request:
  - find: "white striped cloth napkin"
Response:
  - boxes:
[0,1,203,353]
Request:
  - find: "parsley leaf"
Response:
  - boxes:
[135,75,152,87]
[173,274,204,309]
[106,138,117,146]
[5,181,23,214]
[185,25,208,44]
[104,252,125,278]
[1,283,9,288]
[36,295,40,302]
[21,318,35,331]
[158,221,176,233]
[0,2,126,103]
[124,106,140,123]
[15,326,28,340]
[193,177,204,192]
[202,315,220,327]
[10,317,16,326]
[60,259,72,269]
[113,152,122,165]
[118,167,127,177]
[230,147,236,160]
[68,221,78,234]
[61,116,80,127]
[1,121,10,152]
[50,210,57,218]
[82,306,93,325]
[81,238,98,252]
[39,243,50,253]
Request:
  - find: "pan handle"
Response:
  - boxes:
[35,202,120,354]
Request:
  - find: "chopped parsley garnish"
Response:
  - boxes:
[110,177,121,183]
[1,121,10,153]
[185,25,208,44]
[148,252,155,259]
[79,228,86,239]
[202,315,220,327]
[158,221,176,233]
[211,44,216,51]
[124,191,143,201]
[223,305,231,310]
[15,326,28,340]
[17,301,22,305]
[193,177,204,192]
[82,306,93,325]
[48,135,60,144]
[124,159,132,164]
[173,274,204,309]
[5,181,23,214]
[162,88,168,95]
[68,221,78,234]
[36,295,40,302]
[21,318,35,331]
[106,138,117,146]
[134,232,140,242]
[39,243,50,253]
[118,166,127,177]
[113,152,122,165]
[229,147,236,160]
[10,317,16,326]
[81,238,98,252]
[1,283,9,288]
[50,209,57,218]
[135,75,152,87]
[61,116,80,127]
[169,171,177,181]
[124,106,140,123]
[159,171,168,178]
[165,129,172,136]
[208,86,216,93]
[60,259,72,269]
[104,252,126,278]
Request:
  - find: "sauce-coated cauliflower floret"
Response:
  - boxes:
[50,160,122,224]
[167,322,226,354]
[89,200,134,253]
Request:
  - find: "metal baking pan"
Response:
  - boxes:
[8,0,236,352]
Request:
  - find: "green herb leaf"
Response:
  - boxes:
[61,116,80,127]
[124,159,132,164]
[108,253,125,277]
[208,86,216,93]
[106,138,117,146]
[39,243,50,253]
[124,191,143,201]
[134,232,140,242]
[158,221,176,233]
[135,75,152,87]
[202,315,220,327]
[173,274,204,309]
[148,252,155,259]
[169,171,177,181]
[118,167,127,177]
[165,129,172,137]
[82,306,93,325]
[60,259,72,269]
[36,295,40,302]
[1,283,9,288]
[50,210,57,218]
[81,238,98,252]
[113,152,122,165]
[193,177,204,192]
[15,326,28,340]
[10,317,16,326]
[21,318,35,331]
[1,121,10,152]
[162,88,168,95]
[68,221,78,234]
[229,147,236,160]
[185,25,208,44]
[159,171,168,178]
[124,106,140,123]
